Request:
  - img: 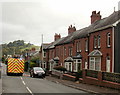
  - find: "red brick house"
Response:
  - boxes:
[43,10,120,74]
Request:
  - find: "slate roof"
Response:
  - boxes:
[42,43,50,50]
[53,56,59,61]
[45,37,65,50]
[73,53,82,59]
[56,10,120,45]
[45,10,120,49]
[64,57,73,62]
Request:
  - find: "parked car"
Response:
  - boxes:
[30,67,45,78]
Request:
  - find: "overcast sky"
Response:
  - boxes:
[0,0,120,46]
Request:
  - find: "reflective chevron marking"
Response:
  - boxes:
[7,58,24,73]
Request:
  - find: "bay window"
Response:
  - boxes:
[89,57,101,71]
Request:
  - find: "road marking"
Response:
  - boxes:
[20,76,23,81]
[20,76,34,95]
[22,81,26,85]
[26,87,34,95]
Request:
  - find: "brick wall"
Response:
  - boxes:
[89,28,113,72]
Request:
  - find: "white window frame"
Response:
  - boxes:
[50,63,52,71]
[74,59,82,72]
[50,62,53,71]
[65,62,72,72]
[89,57,101,71]
[76,42,79,52]
[74,60,77,72]
[106,56,110,72]
[79,41,81,52]
[94,36,97,48]
[90,57,95,70]
[98,35,101,48]
[69,62,72,72]
[85,61,88,69]
[64,47,66,56]
[85,40,88,51]
[69,47,72,56]
[107,33,111,47]
[76,41,81,52]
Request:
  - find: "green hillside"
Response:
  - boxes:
[2,40,40,56]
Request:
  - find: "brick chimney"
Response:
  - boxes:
[91,11,101,24]
[68,25,76,34]
[54,33,61,41]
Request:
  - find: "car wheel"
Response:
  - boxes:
[32,74,35,78]
[31,74,33,78]
[30,74,32,77]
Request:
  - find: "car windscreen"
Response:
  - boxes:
[34,68,43,71]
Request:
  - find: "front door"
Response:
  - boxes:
[106,58,110,72]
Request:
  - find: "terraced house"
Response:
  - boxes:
[42,10,120,75]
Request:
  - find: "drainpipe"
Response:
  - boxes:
[87,33,90,69]
[112,26,115,73]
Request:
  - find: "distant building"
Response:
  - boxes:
[39,43,50,69]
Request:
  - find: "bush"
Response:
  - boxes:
[53,66,67,72]
[29,62,37,68]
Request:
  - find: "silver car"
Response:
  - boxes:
[30,67,45,78]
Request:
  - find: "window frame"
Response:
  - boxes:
[79,41,81,52]
[76,42,79,52]
[74,59,82,72]
[85,39,88,51]
[68,47,72,56]
[94,36,97,49]
[64,47,66,56]
[107,33,111,48]
[98,35,101,48]
[43,51,46,58]
[89,57,101,71]
[106,56,110,72]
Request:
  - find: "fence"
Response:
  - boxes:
[102,72,120,83]
[83,69,120,89]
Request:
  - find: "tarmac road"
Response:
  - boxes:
[1,64,88,94]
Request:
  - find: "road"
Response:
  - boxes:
[1,64,87,94]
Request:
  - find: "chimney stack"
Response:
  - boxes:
[91,11,101,24]
[68,25,76,34]
[54,33,61,41]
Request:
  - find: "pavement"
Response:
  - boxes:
[46,75,120,94]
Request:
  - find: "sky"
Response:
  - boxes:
[0,0,120,46]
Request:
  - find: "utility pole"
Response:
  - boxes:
[41,34,43,68]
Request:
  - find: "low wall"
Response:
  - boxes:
[51,70,76,81]
[62,74,76,82]
[51,69,63,79]
[82,69,120,89]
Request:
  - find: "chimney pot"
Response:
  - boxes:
[54,33,61,41]
[91,11,101,24]
[68,25,76,34]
